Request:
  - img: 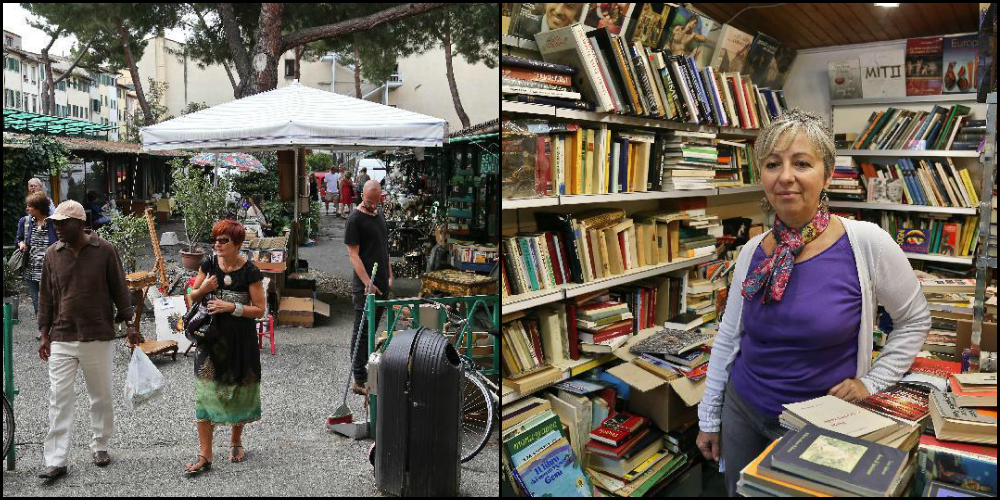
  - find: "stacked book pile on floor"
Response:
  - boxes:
[828,155,865,201]
[855,157,980,208]
[849,104,981,152]
[585,411,690,497]
[657,131,717,191]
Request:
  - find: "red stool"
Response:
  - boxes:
[257,314,276,355]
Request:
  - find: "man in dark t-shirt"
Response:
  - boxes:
[344,180,393,396]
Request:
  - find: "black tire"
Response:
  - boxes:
[460,372,495,464]
[2,395,12,460]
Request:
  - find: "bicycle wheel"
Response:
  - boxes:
[2,395,12,460]
[460,372,495,464]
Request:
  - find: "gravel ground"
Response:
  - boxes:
[1,212,500,496]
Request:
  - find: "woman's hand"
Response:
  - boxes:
[200,275,219,294]
[206,299,235,315]
[696,431,721,463]
[18,242,28,253]
[828,379,870,403]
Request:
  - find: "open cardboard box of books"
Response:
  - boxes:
[606,328,704,433]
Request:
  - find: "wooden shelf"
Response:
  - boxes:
[836,149,981,158]
[828,201,978,215]
[831,94,980,106]
[502,187,757,211]
[903,253,974,265]
[501,197,559,210]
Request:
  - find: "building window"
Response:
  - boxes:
[285,59,295,77]
[5,36,12,47]
[32,95,36,113]
[15,91,21,109]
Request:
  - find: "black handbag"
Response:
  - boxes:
[184,294,217,345]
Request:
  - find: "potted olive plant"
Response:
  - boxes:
[97,211,150,274]
[171,158,232,271]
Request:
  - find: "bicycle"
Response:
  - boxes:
[418,297,499,464]
[2,392,12,462]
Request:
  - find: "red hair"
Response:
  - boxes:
[211,219,246,247]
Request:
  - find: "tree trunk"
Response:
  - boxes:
[119,25,154,125]
[442,16,470,129]
[235,3,284,98]
[294,46,303,81]
[41,34,90,117]
[354,45,363,99]
[194,4,239,95]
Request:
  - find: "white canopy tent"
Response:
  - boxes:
[141,81,449,270]
[141,81,447,151]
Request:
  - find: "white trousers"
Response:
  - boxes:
[43,341,115,468]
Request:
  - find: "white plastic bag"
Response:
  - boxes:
[124,349,164,410]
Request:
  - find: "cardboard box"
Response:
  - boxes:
[956,320,998,355]
[607,361,701,434]
[278,287,330,328]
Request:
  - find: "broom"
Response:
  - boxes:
[329,262,379,426]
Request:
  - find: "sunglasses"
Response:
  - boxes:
[211,237,233,245]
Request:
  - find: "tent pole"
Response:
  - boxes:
[293,147,300,272]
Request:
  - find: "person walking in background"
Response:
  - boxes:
[16,192,58,340]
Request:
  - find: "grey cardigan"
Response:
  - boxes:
[698,216,932,433]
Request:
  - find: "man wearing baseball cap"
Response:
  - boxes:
[37,200,139,482]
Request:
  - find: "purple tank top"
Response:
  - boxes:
[731,232,861,418]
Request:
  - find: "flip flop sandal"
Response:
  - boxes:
[230,446,247,463]
[186,456,213,476]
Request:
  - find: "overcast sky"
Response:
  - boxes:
[3,3,189,56]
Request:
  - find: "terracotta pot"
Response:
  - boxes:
[180,250,205,272]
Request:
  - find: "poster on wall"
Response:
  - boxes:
[860,49,906,99]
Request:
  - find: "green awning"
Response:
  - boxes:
[3,109,118,136]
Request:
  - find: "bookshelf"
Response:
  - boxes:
[903,253,975,266]
[830,94,980,107]
[503,188,756,210]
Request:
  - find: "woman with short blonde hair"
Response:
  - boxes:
[695,109,931,497]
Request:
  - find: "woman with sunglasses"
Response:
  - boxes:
[184,220,267,475]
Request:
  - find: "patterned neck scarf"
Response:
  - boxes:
[742,207,831,303]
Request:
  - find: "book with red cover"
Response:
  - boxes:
[544,232,564,286]
[908,357,962,379]
[579,320,633,343]
[586,428,652,459]
[948,376,998,407]
[564,303,582,361]
[525,319,545,366]
[501,66,574,87]
[589,412,649,447]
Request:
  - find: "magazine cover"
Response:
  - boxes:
[511,3,587,39]
[829,58,863,99]
[942,34,979,94]
[582,3,634,35]
[906,37,944,96]
[661,6,722,69]
[709,23,754,74]
[621,2,672,48]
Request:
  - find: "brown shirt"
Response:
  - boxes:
[38,231,134,342]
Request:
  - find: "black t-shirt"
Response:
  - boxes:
[344,208,390,293]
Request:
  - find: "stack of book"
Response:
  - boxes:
[915,434,997,496]
[501,407,594,497]
[928,386,997,446]
[714,139,757,187]
[677,213,721,260]
[630,328,714,382]
[658,131,718,191]
[576,296,634,355]
[780,395,922,451]
[501,55,592,111]
[902,356,962,393]
[857,158,979,208]
[949,118,988,152]
[850,104,974,151]
[584,412,690,497]
[500,314,563,393]
[739,426,916,497]
[829,155,865,201]
[948,372,998,408]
